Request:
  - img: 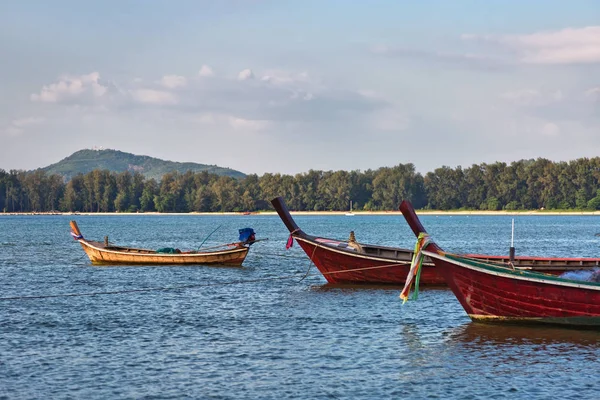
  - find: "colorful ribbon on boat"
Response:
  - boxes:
[70,231,83,240]
[400,232,431,303]
[286,229,300,249]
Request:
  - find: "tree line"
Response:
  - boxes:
[3,157,600,213]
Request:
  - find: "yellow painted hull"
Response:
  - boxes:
[78,240,249,266]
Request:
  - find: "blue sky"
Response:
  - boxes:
[2,1,599,175]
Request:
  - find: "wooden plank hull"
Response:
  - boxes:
[295,237,445,285]
[294,236,600,285]
[78,240,249,266]
[399,200,600,328]
[271,197,600,286]
[424,251,600,327]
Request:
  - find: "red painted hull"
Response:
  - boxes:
[295,237,445,285]
[271,196,600,286]
[294,236,600,285]
[425,251,600,326]
[399,200,600,327]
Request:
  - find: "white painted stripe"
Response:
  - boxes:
[81,240,246,258]
[423,250,600,291]
[295,236,412,265]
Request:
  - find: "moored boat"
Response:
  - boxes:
[70,221,257,266]
[399,200,600,328]
[345,201,355,216]
[271,196,600,285]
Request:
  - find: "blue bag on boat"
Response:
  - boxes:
[239,228,256,244]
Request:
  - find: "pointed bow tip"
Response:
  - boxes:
[399,200,413,213]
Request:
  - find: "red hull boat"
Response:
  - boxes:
[399,200,600,328]
[271,196,600,286]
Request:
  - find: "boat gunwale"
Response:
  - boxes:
[423,249,600,290]
[276,196,600,269]
[464,253,600,263]
[294,235,415,263]
[79,239,249,258]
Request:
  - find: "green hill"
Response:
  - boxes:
[40,149,246,181]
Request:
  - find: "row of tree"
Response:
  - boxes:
[3,158,600,213]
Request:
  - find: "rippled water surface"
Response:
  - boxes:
[1,214,600,399]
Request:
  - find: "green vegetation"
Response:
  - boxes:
[41,149,245,181]
[3,157,600,213]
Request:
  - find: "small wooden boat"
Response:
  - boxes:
[399,200,600,328]
[70,221,255,266]
[271,196,600,285]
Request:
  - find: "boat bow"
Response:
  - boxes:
[398,200,600,328]
[271,197,306,243]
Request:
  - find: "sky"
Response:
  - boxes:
[1,0,599,176]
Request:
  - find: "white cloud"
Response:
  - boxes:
[159,75,187,89]
[585,87,600,101]
[357,90,382,99]
[228,116,270,131]
[501,89,563,107]
[237,68,254,81]
[541,122,560,136]
[498,88,597,124]
[12,117,45,128]
[370,44,508,71]
[371,44,390,55]
[3,117,45,136]
[193,113,217,125]
[27,68,384,131]
[189,112,271,132]
[260,70,311,86]
[31,72,107,103]
[130,89,178,105]
[377,26,600,73]
[198,65,214,77]
[463,26,600,65]
[370,108,410,131]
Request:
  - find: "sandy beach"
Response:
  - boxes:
[3,210,600,216]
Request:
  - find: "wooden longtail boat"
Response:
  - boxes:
[399,200,600,328]
[271,196,600,285]
[70,221,254,266]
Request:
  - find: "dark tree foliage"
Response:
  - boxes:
[4,158,600,212]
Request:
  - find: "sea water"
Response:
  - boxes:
[1,214,599,399]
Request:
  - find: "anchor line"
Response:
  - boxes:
[0,274,304,301]
[2,256,414,301]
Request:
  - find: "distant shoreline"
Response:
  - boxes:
[3,210,600,216]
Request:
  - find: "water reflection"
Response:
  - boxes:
[447,323,600,347]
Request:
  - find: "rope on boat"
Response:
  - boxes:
[197,238,269,251]
[294,242,409,280]
[197,225,222,250]
[297,242,318,282]
[1,248,417,302]
[320,262,408,276]
[0,262,414,302]
[286,235,410,281]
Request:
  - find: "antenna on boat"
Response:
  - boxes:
[509,218,515,263]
